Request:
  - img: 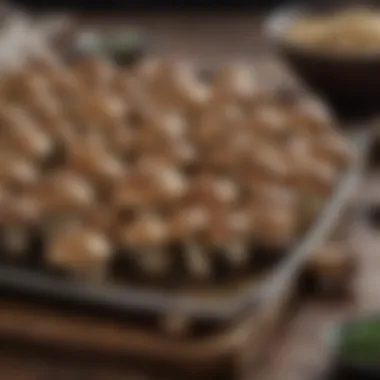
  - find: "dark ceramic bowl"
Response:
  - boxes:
[264,2,380,120]
[326,314,380,380]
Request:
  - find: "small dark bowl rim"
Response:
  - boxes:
[330,313,380,375]
[263,1,380,64]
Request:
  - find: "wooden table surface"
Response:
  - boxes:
[0,12,380,380]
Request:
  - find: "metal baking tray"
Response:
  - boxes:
[0,127,370,325]
[0,8,371,325]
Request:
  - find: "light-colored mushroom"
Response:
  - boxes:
[0,107,53,162]
[38,169,97,214]
[0,151,40,188]
[118,214,171,277]
[46,225,113,279]
[69,139,125,184]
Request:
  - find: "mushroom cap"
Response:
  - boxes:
[169,205,210,240]
[137,157,189,201]
[0,106,53,161]
[288,99,334,136]
[254,202,297,248]
[313,131,356,168]
[112,172,159,209]
[47,226,113,271]
[135,58,163,84]
[168,64,213,109]
[89,91,128,129]
[118,214,169,247]
[249,143,290,183]
[48,67,86,101]
[0,151,40,188]
[39,169,97,213]
[71,57,115,89]
[69,139,125,183]
[310,243,355,275]
[24,86,63,127]
[4,194,42,226]
[205,209,250,246]
[213,64,259,101]
[183,174,239,210]
[250,104,290,139]
[2,70,49,103]
[292,156,338,198]
[153,111,188,141]
[249,180,298,207]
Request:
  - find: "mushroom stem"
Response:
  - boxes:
[184,240,212,280]
[133,246,171,278]
[221,240,249,268]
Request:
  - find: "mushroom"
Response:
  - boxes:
[118,214,171,278]
[71,57,115,90]
[73,90,128,134]
[38,169,97,215]
[183,174,238,212]
[0,56,353,286]
[27,53,64,75]
[205,209,251,268]
[169,205,211,280]
[135,58,162,84]
[46,225,113,279]
[294,156,339,198]
[167,64,213,110]
[289,153,339,229]
[69,139,125,185]
[289,99,334,136]
[0,107,53,162]
[2,70,48,103]
[0,193,42,259]
[137,158,189,202]
[48,66,86,102]
[249,142,290,184]
[254,202,298,251]
[0,151,40,189]
[249,181,298,208]
[196,101,245,147]
[23,86,63,132]
[153,110,188,141]
[307,242,356,296]
[313,131,355,169]
[250,105,290,140]
[213,64,260,103]
[177,75,212,111]
[112,172,158,210]
[169,205,210,241]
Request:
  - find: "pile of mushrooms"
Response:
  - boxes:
[0,55,355,282]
